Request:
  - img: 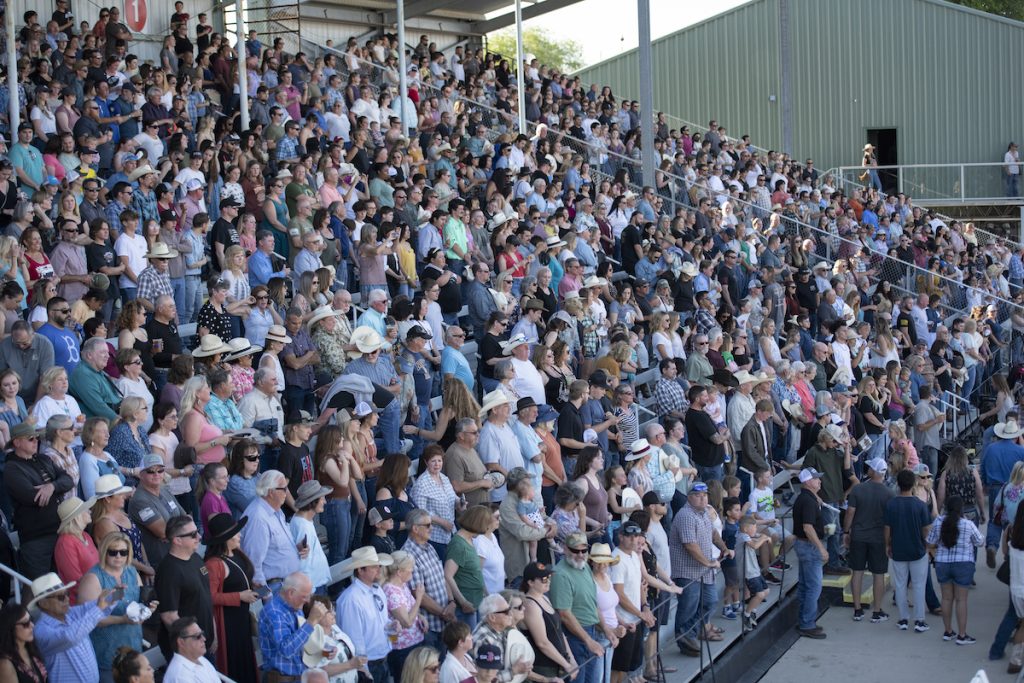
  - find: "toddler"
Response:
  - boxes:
[517,478,559,560]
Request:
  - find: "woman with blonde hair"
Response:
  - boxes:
[220,244,251,306]
[108,396,152,485]
[400,647,441,683]
[435,378,481,449]
[857,374,890,463]
[31,365,83,436]
[315,425,354,565]
[0,236,27,314]
[54,494,98,598]
[180,375,231,467]
[384,550,428,681]
[114,348,155,432]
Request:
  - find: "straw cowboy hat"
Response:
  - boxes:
[659,452,684,483]
[619,487,642,520]
[782,399,805,421]
[995,419,1024,440]
[57,496,95,533]
[349,326,386,357]
[487,211,514,231]
[128,164,157,181]
[94,474,133,499]
[734,370,767,386]
[582,276,607,289]
[192,334,233,358]
[681,262,698,278]
[625,439,651,462]
[264,325,293,345]
[223,337,262,362]
[479,390,511,418]
[337,546,393,576]
[307,305,342,329]
[589,543,620,565]
[27,573,76,610]
[145,242,178,259]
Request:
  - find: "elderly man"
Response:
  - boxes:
[145,295,183,384]
[249,229,290,287]
[644,422,684,514]
[336,549,393,683]
[344,328,402,455]
[155,515,215,659]
[685,333,714,386]
[670,482,732,656]
[803,425,857,572]
[136,242,176,313]
[31,573,117,681]
[4,422,74,578]
[205,369,244,432]
[330,290,356,344]
[261,571,355,681]
[726,370,759,450]
[293,230,326,284]
[403,508,454,648]
[507,336,545,406]
[69,337,121,419]
[653,358,687,420]
[242,470,303,586]
[165,616,220,682]
[444,418,493,507]
[550,532,605,683]
[0,321,55,402]
[239,367,286,444]
[128,453,185,567]
[466,262,498,343]
[441,326,474,390]
[471,594,533,683]
[478,390,523,504]
[310,305,350,376]
[281,307,320,422]
[357,289,389,336]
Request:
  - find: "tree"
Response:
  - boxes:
[948,0,1024,21]
[486,27,584,73]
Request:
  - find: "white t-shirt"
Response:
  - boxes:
[290,515,331,589]
[163,653,220,683]
[115,231,148,289]
[749,485,777,522]
[472,532,506,595]
[610,547,643,625]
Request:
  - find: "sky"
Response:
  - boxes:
[494,0,750,68]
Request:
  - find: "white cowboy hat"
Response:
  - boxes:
[620,487,642,521]
[996,419,1024,440]
[337,546,393,576]
[588,543,620,565]
[812,261,828,272]
[479,389,511,418]
[57,496,95,533]
[659,452,684,483]
[223,337,262,362]
[582,276,607,289]
[501,334,529,355]
[863,143,875,151]
[625,439,651,462]
[145,242,178,259]
[733,370,758,385]
[681,262,698,277]
[545,235,566,249]
[825,424,848,444]
[264,325,292,345]
[350,326,385,355]
[829,367,853,386]
[435,141,453,153]
[307,305,342,329]
[192,334,233,358]
[301,623,331,669]
[94,474,133,499]
[27,573,76,611]
[487,211,512,231]
[781,399,805,421]
[128,164,156,181]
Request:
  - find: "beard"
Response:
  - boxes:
[567,555,587,570]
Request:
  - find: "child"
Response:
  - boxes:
[723,475,750,515]
[368,503,396,555]
[605,465,640,544]
[474,643,504,683]
[737,515,771,631]
[721,497,743,619]
[517,478,559,560]
[748,468,792,582]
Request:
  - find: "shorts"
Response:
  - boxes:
[847,540,888,574]
[935,561,975,587]
[722,563,740,589]
[745,574,769,595]
[654,593,671,626]
[611,622,644,673]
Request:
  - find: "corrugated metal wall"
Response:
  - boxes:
[575,0,1024,171]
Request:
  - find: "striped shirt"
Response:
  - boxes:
[926,515,983,564]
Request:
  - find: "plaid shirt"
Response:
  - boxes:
[276,134,300,162]
[580,314,600,358]
[206,394,244,431]
[927,516,983,564]
[132,188,159,227]
[257,593,315,676]
[669,502,716,584]
[136,266,173,305]
[695,308,717,337]
[654,377,688,417]
[402,538,450,633]
[105,200,128,235]
[410,472,457,545]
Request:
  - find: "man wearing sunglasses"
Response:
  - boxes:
[127,453,185,567]
[155,515,215,660]
[165,616,220,682]
[3,422,74,579]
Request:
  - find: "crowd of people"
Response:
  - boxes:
[0,2,1023,682]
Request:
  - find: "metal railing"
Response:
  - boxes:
[0,561,32,605]
[835,163,1023,207]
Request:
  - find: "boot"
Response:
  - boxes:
[1008,643,1024,674]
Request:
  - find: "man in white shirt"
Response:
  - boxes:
[1006,141,1020,198]
[349,86,381,126]
[507,335,545,405]
[830,326,854,384]
[163,617,220,683]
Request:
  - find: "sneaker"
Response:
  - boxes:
[763,572,782,585]
[898,619,909,631]
[871,611,889,623]
[771,559,792,570]
[943,631,956,641]
[956,634,977,646]
[852,609,865,622]
[721,605,738,620]
[914,621,930,633]
[747,612,759,628]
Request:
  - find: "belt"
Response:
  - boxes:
[369,658,387,665]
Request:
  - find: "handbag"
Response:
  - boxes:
[998,558,1011,585]
[994,484,1009,527]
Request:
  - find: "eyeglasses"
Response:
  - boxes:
[274,486,289,492]
[106,548,129,557]
[144,467,165,475]
[425,665,440,673]
[696,342,709,346]
[176,530,200,539]
[180,632,206,641]
[127,359,142,365]
[462,430,479,436]
[54,308,70,314]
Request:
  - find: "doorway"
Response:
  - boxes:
[866,128,898,194]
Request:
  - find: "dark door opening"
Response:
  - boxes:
[867,128,898,194]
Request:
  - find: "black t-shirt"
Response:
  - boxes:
[145,318,183,370]
[717,263,738,309]
[685,408,723,467]
[896,311,917,346]
[620,225,642,273]
[792,489,823,540]
[478,334,503,380]
[557,401,584,459]
[278,442,313,501]
[422,264,461,314]
[210,218,241,256]
[795,279,818,312]
[86,241,120,299]
[857,396,885,435]
[155,553,214,658]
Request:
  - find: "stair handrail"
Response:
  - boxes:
[0,562,33,605]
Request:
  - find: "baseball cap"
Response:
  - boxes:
[564,532,588,550]
[642,491,665,506]
[141,453,165,470]
[689,482,708,493]
[368,503,394,525]
[475,643,503,671]
[799,468,823,483]
[866,458,888,474]
[403,326,432,342]
[523,562,554,583]
[185,178,203,191]
[815,404,831,417]
[588,370,610,389]
[621,522,643,536]
[220,196,242,209]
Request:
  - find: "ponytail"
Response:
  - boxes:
[939,495,964,549]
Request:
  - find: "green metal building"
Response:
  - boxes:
[575,0,1024,176]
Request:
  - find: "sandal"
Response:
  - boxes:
[699,631,724,642]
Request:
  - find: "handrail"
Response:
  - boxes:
[0,562,33,605]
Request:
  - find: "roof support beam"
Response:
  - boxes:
[470,0,580,35]
[383,0,463,24]
[298,4,472,35]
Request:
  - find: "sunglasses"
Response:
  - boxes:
[568,547,588,554]
[106,548,129,557]
[176,530,200,539]
[244,455,260,462]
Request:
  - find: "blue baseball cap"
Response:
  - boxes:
[689,482,708,493]
[533,404,557,425]
[43,175,59,186]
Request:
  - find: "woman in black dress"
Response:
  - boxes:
[0,161,18,233]
[203,513,259,683]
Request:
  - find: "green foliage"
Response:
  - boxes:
[948,0,1024,21]
[486,27,585,73]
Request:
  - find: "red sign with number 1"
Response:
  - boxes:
[125,0,147,32]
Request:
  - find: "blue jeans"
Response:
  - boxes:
[351,480,368,549]
[989,597,1019,660]
[408,402,434,462]
[819,504,843,569]
[794,538,823,630]
[321,497,351,567]
[987,483,1005,550]
[120,286,137,302]
[183,275,203,324]
[674,577,717,640]
[169,276,185,319]
[283,384,316,422]
[564,624,602,683]
[696,464,723,484]
[376,398,402,455]
[1008,173,1020,198]
[457,609,478,631]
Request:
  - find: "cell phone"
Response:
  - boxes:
[255,585,272,599]
[110,586,125,603]
[298,536,308,550]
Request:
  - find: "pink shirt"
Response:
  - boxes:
[200,492,231,534]
[55,533,99,604]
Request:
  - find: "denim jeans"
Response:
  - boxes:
[987,483,1006,549]
[283,384,316,422]
[819,504,843,569]
[120,286,137,302]
[890,555,929,623]
[794,538,823,630]
[321,497,351,567]
[989,597,1019,659]
[564,624,602,683]
[183,275,203,324]
[696,464,724,484]
[369,657,392,683]
[376,398,402,455]
[408,402,434,462]
[674,577,717,640]
[351,480,368,549]
[169,276,185,319]
[1008,173,1020,198]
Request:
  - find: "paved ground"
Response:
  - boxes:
[762,555,1014,683]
